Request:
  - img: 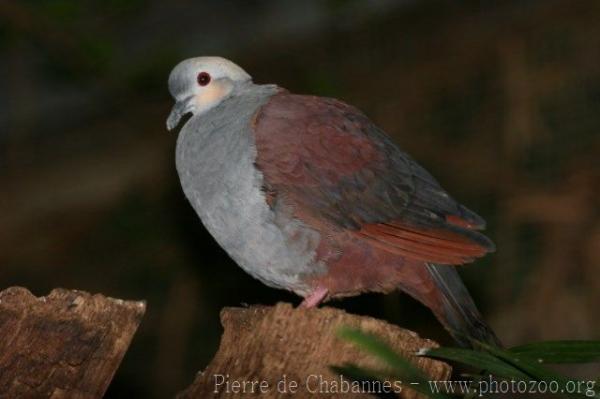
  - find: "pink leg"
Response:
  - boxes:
[299,287,329,308]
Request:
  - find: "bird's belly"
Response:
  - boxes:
[177,128,325,296]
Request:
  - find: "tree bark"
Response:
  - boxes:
[0,287,145,398]
[179,303,450,399]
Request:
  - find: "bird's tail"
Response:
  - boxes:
[425,263,502,348]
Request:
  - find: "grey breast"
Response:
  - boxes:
[175,83,325,295]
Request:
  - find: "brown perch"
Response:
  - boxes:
[0,288,448,398]
[179,303,450,399]
[0,287,145,399]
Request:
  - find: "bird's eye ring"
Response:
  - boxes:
[197,72,211,86]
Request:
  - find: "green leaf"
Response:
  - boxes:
[422,347,531,380]
[336,328,455,398]
[425,341,600,399]
[480,342,600,399]
[337,328,600,399]
[509,341,600,364]
[336,327,426,381]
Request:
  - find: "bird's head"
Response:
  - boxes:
[166,56,252,131]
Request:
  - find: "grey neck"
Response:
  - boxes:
[173,81,321,295]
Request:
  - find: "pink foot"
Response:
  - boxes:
[299,287,328,308]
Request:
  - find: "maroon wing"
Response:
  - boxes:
[253,92,494,265]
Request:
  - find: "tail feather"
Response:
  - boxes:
[426,263,502,348]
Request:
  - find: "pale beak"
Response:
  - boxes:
[166,95,195,131]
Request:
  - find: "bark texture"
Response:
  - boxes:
[0,287,145,398]
[179,303,450,399]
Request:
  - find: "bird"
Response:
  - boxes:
[167,56,501,347]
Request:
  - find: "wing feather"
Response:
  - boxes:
[253,92,494,265]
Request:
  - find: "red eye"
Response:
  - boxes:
[197,72,211,86]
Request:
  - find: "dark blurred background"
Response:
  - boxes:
[1,0,598,397]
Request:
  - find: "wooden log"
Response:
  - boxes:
[0,287,145,398]
[179,303,450,399]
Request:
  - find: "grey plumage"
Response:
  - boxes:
[426,263,502,347]
[176,82,325,295]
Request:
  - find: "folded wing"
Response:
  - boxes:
[253,92,494,266]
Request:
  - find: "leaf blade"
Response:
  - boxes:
[509,341,600,364]
[336,327,426,380]
[422,347,531,380]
